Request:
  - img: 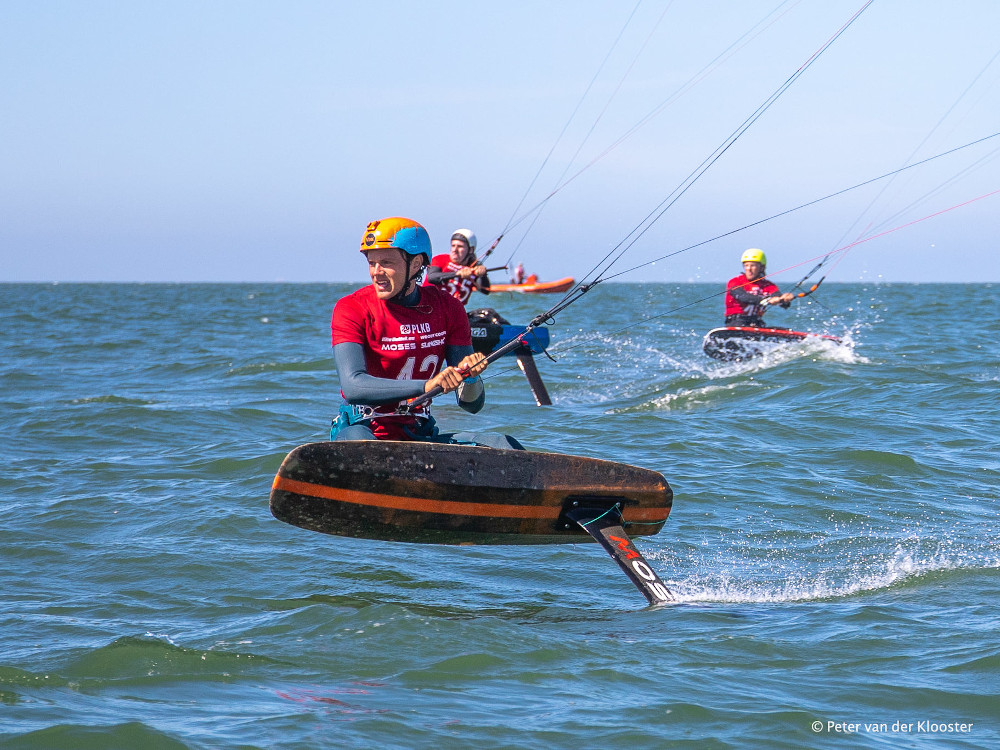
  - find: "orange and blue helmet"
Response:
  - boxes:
[360,217,432,265]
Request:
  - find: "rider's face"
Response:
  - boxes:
[367,249,416,299]
[449,239,470,264]
[743,261,764,280]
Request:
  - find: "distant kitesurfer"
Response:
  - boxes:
[331,217,522,449]
[724,248,795,326]
[423,228,491,305]
[511,262,526,285]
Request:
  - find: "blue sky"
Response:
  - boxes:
[3,1,998,283]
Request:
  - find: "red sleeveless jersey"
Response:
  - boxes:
[332,284,471,439]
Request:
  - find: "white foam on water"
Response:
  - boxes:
[656,544,1000,604]
[143,631,181,646]
[648,381,750,411]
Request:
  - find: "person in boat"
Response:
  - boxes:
[422,228,491,305]
[511,262,526,285]
[331,216,523,450]
[724,248,795,327]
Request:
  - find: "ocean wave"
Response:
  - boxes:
[60,634,276,685]
[225,359,334,377]
[608,381,753,413]
[0,721,189,750]
[70,395,158,406]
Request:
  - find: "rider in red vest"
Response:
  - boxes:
[724,248,794,326]
[423,228,491,305]
[331,217,521,449]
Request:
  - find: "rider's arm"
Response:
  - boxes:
[763,291,794,307]
[446,344,485,414]
[334,342,425,405]
[423,266,449,284]
[728,285,767,305]
[475,273,491,295]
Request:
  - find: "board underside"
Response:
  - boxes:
[703,326,841,360]
[270,441,671,545]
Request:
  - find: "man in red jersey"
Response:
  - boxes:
[423,228,491,305]
[331,217,522,449]
[724,248,794,326]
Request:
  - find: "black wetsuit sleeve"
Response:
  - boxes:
[447,343,485,414]
[424,267,448,284]
[334,342,425,405]
[475,274,491,295]
[445,343,472,367]
[728,286,767,305]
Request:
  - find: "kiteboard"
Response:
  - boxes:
[490,275,575,294]
[270,441,674,604]
[703,326,842,361]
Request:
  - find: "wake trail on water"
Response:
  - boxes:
[651,544,1000,604]
[602,336,868,415]
[522,308,872,410]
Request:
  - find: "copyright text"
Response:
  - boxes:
[811,720,974,734]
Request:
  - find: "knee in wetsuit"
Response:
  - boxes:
[332,423,377,441]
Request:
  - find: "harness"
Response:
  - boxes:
[329,402,437,440]
[329,403,377,439]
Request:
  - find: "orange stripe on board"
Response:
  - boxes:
[272,475,669,522]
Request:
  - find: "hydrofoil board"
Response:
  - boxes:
[703,326,842,361]
[270,441,674,604]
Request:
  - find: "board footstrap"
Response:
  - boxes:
[566,506,674,605]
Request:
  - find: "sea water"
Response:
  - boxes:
[1,282,997,749]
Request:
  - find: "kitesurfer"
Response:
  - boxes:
[331,217,522,449]
[724,248,795,326]
[423,228,491,305]
[511,262,526,285]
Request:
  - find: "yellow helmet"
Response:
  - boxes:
[741,248,767,266]
[360,217,432,265]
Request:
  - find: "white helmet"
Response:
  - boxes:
[450,228,477,256]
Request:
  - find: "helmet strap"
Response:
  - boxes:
[388,251,425,304]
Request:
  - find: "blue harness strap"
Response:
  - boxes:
[330,402,440,440]
[329,404,519,449]
[330,403,377,439]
